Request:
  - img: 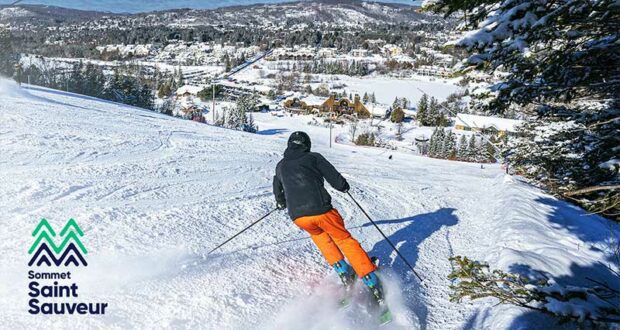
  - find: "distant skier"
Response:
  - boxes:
[273,131,382,295]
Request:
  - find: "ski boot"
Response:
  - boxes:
[362,271,392,325]
[333,260,356,308]
[333,260,356,288]
[362,271,385,304]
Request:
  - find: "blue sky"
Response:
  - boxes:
[0,0,422,13]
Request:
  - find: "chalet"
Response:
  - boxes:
[283,94,370,118]
[453,113,524,137]
[283,97,315,115]
[320,94,370,118]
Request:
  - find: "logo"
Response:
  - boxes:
[28,218,87,267]
[26,218,108,315]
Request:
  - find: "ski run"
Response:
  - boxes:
[1,79,618,329]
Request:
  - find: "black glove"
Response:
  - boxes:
[342,181,350,193]
[276,201,286,210]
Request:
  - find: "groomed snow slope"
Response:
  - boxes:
[0,80,618,329]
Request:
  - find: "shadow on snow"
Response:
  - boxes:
[358,207,460,329]
[257,128,289,135]
[464,197,620,329]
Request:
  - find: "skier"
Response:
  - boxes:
[273,131,383,300]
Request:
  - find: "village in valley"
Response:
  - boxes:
[3,0,524,164]
[166,43,522,164]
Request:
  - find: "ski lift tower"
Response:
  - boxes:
[414,134,430,155]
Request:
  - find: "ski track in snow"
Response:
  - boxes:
[0,80,618,329]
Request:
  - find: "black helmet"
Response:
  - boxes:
[288,131,311,151]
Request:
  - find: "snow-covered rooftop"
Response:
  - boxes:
[454,113,524,132]
[176,85,205,96]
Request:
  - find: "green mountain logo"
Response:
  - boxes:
[28,218,88,267]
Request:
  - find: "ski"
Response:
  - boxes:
[369,257,393,326]
[339,294,353,309]
[376,301,393,325]
[338,278,356,309]
[334,260,357,309]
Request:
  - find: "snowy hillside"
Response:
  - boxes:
[0,79,618,329]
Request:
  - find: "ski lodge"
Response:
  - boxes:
[283,94,371,118]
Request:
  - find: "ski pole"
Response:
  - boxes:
[347,191,424,283]
[208,208,277,255]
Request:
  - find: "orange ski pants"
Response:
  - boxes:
[294,208,376,277]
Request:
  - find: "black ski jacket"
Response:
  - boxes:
[273,145,349,220]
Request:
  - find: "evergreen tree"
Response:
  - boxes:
[214,108,227,127]
[425,0,620,218]
[0,27,14,77]
[429,128,446,158]
[227,106,244,129]
[68,62,85,93]
[224,54,231,72]
[428,96,439,125]
[83,63,106,97]
[244,113,258,133]
[138,83,154,110]
[392,97,400,110]
[467,135,478,162]
[197,84,222,101]
[227,94,259,131]
[102,68,153,109]
[363,92,369,104]
[169,76,178,93]
[417,94,429,126]
[267,89,277,100]
[442,131,457,159]
[457,134,468,161]
[428,128,439,157]
[370,92,376,103]
[401,97,410,109]
[158,98,176,116]
[176,67,184,87]
[485,140,497,163]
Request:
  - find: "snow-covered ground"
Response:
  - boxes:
[232,59,462,106]
[0,80,618,329]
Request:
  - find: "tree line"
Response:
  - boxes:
[427,128,498,163]
[425,0,619,219]
[21,61,154,110]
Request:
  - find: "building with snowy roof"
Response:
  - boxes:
[282,94,371,118]
[175,85,204,97]
[453,113,524,137]
[350,49,369,57]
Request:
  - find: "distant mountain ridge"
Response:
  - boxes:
[0,0,421,14]
[0,0,425,26]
